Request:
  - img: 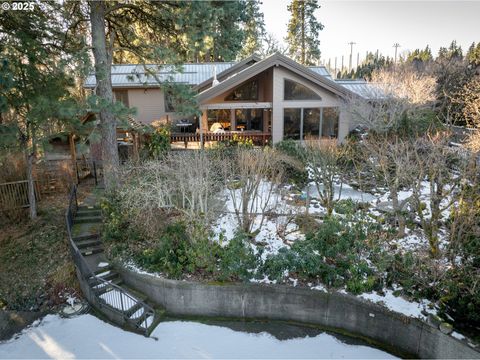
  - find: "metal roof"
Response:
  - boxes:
[334,79,384,100]
[84,59,380,99]
[84,63,236,88]
[308,66,333,80]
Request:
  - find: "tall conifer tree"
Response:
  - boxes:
[240,0,266,58]
[286,0,324,65]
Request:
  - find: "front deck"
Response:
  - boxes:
[170,131,271,149]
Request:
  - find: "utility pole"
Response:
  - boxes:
[341,55,344,73]
[334,57,337,78]
[393,43,401,65]
[348,41,356,71]
[356,52,359,69]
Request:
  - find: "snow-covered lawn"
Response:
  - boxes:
[0,314,396,359]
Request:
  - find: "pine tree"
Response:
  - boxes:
[0,3,87,218]
[286,0,324,65]
[239,0,266,58]
[466,42,480,66]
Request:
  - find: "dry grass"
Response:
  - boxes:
[0,193,80,311]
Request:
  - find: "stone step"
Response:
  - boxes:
[73,233,100,242]
[76,210,101,218]
[76,238,102,249]
[78,205,100,211]
[122,286,149,303]
[80,245,104,256]
[75,216,102,224]
[94,265,112,275]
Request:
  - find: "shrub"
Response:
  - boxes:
[217,232,258,282]
[145,126,170,159]
[274,140,308,187]
[135,222,191,278]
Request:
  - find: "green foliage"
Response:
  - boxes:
[262,214,383,293]
[135,222,192,278]
[145,127,171,159]
[217,232,258,282]
[286,0,324,65]
[274,140,308,187]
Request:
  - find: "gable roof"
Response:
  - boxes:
[194,54,261,92]
[196,52,353,103]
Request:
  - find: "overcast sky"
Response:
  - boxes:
[260,0,480,67]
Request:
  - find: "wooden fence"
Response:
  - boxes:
[0,180,42,211]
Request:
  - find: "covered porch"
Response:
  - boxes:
[170,102,272,149]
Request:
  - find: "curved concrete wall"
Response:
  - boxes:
[119,268,479,359]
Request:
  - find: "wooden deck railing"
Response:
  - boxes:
[170,132,271,148]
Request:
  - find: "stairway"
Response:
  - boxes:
[70,197,161,336]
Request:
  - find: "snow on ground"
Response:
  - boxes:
[359,289,436,320]
[0,314,397,359]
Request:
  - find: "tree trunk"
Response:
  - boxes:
[301,2,305,65]
[26,151,37,219]
[89,0,119,190]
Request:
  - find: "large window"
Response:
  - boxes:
[207,109,230,131]
[322,107,339,138]
[303,108,321,140]
[284,79,322,100]
[225,80,258,101]
[283,108,301,140]
[235,109,263,131]
[283,107,339,140]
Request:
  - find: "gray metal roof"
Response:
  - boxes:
[308,66,333,80]
[84,63,236,88]
[334,79,384,100]
[84,60,380,99]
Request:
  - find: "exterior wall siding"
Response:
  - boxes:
[127,88,178,125]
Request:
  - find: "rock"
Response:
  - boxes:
[440,322,453,335]
[428,314,443,327]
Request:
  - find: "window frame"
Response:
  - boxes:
[283,78,322,101]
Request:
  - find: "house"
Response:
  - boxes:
[84,53,376,147]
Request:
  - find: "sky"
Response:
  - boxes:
[260,0,480,69]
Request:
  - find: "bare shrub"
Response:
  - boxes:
[360,134,416,237]
[304,139,349,216]
[345,67,436,133]
[221,147,285,236]
[118,151,223,240]
[410,132,463,256]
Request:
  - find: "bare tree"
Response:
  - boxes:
[222,148,285,236]
[361,135,416,237]
[304,139,349,216]
[410,132,462,256]
[345,67,436,133]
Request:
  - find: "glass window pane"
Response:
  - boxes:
[322,107,339,138]
[284,79,322,100]
[303,108,320,140]
[225,80,258,101]
[235,109,263,131]
[284,108,301,140]
[207,109,230,132]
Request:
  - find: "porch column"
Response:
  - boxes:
[200,110,208,149]
[230,109,236,131]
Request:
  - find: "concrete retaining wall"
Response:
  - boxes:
[119,268,479,359]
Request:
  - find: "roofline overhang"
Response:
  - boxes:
[195,53,354,104]
[193,54,262,92]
